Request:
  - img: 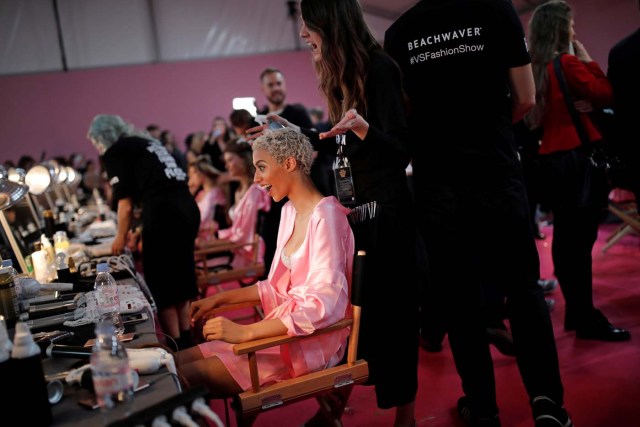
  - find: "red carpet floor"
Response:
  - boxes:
[208,222,640,426]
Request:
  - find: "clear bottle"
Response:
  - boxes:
[90,319,135,424]
[41,234,55,264]
[94,263,124,335]
[31,241,49,283]
[54,230,70,256]
[54,253,72,283]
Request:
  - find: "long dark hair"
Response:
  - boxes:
[301,0,380,124]
[527,1,573,128]
[190,154,222,182]
[223,139,255,177]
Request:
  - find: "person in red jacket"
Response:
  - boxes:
[528,0,630,342]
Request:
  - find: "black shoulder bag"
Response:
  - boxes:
[552,55,612,207]
[553,55,630,187]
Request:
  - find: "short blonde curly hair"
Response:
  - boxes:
[252,128,315,175]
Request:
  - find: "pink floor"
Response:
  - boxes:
[208,222,640,426]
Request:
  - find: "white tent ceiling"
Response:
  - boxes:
[0,0,546,77]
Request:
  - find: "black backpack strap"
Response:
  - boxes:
[552,54,591,146]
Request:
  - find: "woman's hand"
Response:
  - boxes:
[573,40,593,63]
[244,123,268,142]
[202,316,251,343]
[319,108,369,141]
[111,234,126,255]
[125,229,141,252]
[189,295,223,325]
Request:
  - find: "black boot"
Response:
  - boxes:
[576,310,631,342]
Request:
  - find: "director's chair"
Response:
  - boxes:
[209,250,368,427]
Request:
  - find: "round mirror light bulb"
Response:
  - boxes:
[25,165,52,195]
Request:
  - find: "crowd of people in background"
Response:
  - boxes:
[2,1,638,426]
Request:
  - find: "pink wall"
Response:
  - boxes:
[0,50,324,165]
[1,0,637,167]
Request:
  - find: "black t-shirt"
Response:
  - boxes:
[102,136,190,206]
[385,0,530,186]
[103,136,199,308]
[608,28,640,151]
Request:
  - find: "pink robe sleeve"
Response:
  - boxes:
[218,184,271,265]
[197,187,226,242]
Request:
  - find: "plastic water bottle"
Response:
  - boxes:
[90,319,135,424]
[94,263,124,335]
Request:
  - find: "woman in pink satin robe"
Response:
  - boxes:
[211,140,271,268]
[177,128,355,397]
[188,154,227,246]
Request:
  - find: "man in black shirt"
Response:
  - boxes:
[385,1,571,426]
[258,67,313,129]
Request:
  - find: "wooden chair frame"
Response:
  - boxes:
[603,201,640,253]
[194,210,268,298]
[209,251,368,427]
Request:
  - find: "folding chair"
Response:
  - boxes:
[209,250,368,427]
[603,201,640,253]
[194,210,268,297]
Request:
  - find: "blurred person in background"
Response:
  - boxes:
[529,0,629,342]
[88,114,200,350]
[202,116,234,172]
[188,154,227,247]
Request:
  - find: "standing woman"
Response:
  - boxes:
[298,1,419,425]
[87,114,201,350]
[528,1,630,341]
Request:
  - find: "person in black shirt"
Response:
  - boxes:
[385,1,571,426]
[608,23,640,203]
[88,114,200,351]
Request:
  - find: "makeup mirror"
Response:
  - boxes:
[0,177,31,273]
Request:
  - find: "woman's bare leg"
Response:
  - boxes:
[179,352,243,398]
